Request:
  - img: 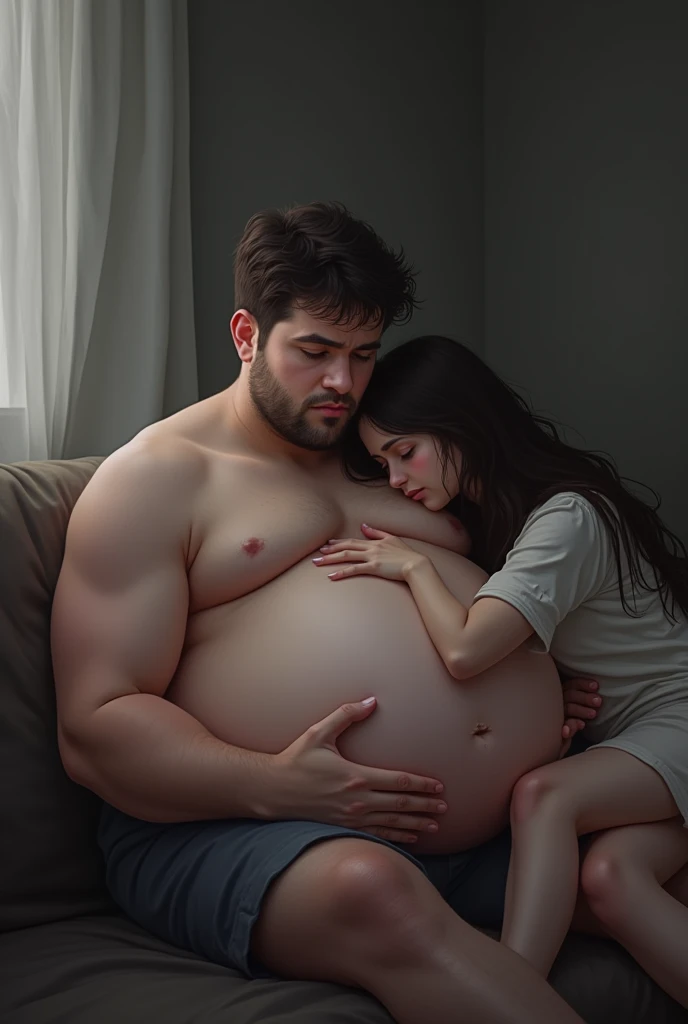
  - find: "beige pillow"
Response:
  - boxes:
[0,457,114,932]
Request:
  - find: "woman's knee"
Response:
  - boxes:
[579,844,637,928]
[510,767,567,826]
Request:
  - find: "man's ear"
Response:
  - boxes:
[231,309,259,363]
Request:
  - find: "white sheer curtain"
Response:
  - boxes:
[0,0,197,464]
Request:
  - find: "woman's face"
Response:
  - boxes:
[359,418,462,511]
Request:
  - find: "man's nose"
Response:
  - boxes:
[322,360,354,394]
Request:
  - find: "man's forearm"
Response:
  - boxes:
[60,692,282,823]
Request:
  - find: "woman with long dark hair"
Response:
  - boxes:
[316,335,688,1005]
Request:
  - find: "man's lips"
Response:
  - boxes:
[311,404,350,415]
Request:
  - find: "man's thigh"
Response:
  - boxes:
[419,828,513,929]
[98,803,427,980]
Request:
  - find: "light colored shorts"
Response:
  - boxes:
[591,700,688,826]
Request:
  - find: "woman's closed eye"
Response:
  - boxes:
[372,449,414,472]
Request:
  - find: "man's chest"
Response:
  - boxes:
[187,462,468,611]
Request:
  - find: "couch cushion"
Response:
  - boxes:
[0,457,110,932]
[0,914,686,1024]
[0,914,395,1024]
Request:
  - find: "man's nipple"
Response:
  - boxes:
[241,537,265,557]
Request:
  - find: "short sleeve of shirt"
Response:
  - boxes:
[473,493,613,652]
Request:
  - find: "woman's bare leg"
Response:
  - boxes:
[501,748,679,976]
[580,820,688,1007]
[665,860,688,904]
[252,837,584,1024]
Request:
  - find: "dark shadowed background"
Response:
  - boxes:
[188,0,688,540]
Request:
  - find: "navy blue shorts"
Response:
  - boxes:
[98,806,513,980]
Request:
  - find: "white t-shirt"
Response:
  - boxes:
[473,491,688,743]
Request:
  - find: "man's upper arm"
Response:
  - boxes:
[51,443,202,752]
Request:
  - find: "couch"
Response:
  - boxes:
[1,456,686,1024]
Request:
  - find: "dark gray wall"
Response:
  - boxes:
[188,0,484,398]
[485,0,688,540]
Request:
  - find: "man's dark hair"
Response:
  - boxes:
[234,201,418,348]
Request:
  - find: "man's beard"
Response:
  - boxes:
[248,352,355,451]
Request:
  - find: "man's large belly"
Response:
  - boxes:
[168,543,564,854]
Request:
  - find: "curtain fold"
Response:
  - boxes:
[0,0,197,463]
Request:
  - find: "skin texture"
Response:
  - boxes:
[357,419,688,1007]
[51,306,585,1024]
[314,524,533,680]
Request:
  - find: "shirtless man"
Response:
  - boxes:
[52,201,583,1024]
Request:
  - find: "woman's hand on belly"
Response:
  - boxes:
[313,523,426,581]
[266,696,448,846]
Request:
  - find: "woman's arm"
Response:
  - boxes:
[318,497,609,680]
[315,524,533,680]
[403,558,533,678]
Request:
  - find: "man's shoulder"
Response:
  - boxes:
[78,411,260,516]
[66,431,212,551]
[88,392,236,488]
[95,430,207,493]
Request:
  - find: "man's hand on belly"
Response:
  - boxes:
[562,677,602,740]
[263,697,449,846]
